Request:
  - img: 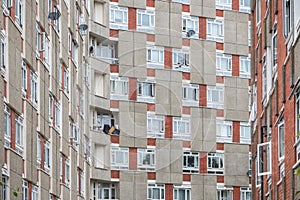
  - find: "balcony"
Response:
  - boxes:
[89,19,109,39]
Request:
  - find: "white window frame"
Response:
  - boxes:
[216,53,232,76]
[1,32,7,73]
[295,90,300,162]
[240,122,251,144]
[216,0,232,10]
[207,153,224,174]
[174,185,191,200]
[69,122,80,145]
[207,85,224,109]
[182,83,199,106]
[1,175,8,200]
[138,148,156,171]
[32,185,38,200]
[240,187,251,200]
[207,18,224,42]
[44,36,50,67]
[278,119,285,161]
[22,180,28,200]
[147,114,165,138]
[37,134,41,165]
[147,183,165,200]
[44,140,51,171]
[147,45,164,69]
[240,55,251,78]
[257,141,272,176]
[256,0,261,26]
[183,151,199,174]
[216,120,232,143]
[173,116,190,140]
[80,171,85,196]
[283,0,291,38]
[95,42,117,63]
[21,61,27,96]
[55,101,62,132]
[182,15,199,38]
[15,115,24,155]
[110,147,129,170]
[110,75,128,100]
[137,79,156,103]
[96,183,117,200]
[217,185,233,200]
[64,67,69,94]
[137,9,155,33]
[172,48,190,72]
[4,104,11,148]
[272,24,278,68]
[15,0,23,27]
[30,71,38,106]
[65,158,70,186]
[109,4,128,30]
[239,0,251,13]
[172,0,190,4]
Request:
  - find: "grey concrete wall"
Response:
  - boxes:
[191,174,217,200]
[119,171,147,200]
[190,0,216,18]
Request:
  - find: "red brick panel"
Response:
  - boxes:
[110,64,119,73]
[216,10,224,17]
[216,76,224,83]
[110,0,118,3]
[147,138,156,146]
[128,78,137,101]
[129,148,137,170]
[110,29,119,38]
[110,100,119,109]
[216,109,224,117]
[232,55,240,77]
[200,152,207,173]
[165,116,173,138]
[216,143,224,151]
[164,47,172,69]
[111,170,120,179]
[182,4,190,12]
[232,0,240,11]
[183,141,191,148]
[233,186,240,200]
[128,8,137,30]
[146,0,155,7]
[182,72,190,80]
[10,111,16,150]
[199,84,207,107]
[147,103,155,111]
[199,17,206,40]
[147,68,155,77]
[165,184,173,200]
[110,135,119,144]
[182,38,190,46]
[183,174,191,181]
[217,176,224,183]
[216,42,224,50]
[148,172,156,180]
[147,34,155,42]
[232,121,240,143]
[182,107,190,115]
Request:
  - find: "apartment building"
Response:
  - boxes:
[251,0,300,199]
[0,0,252,200]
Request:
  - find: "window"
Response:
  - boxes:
[208,153,224,174]
[95,183,116,200]
[272,24,278,68]
[173,116,190,140]
[183,151,199,174]
[111,147,129,170]
[21,61,27,95]
[256,0,261,25]
[3,0,12,8]
[147,45,164,69]
[262,59,267,97]
[279,162,285,180]
[30,71,38,106]
[4,104,11,147]
[207,19,224,42]
[69,122,80,145]
[137,9,155,33]
[65,158,70,186]
[109,4,128,30]
[147,114,164,138]
[1,33,7,72]
[173,0,189,4]
[84,136,91,163]
[248,21,251,46]
[79,91,84,116]
[216,53,232,75]
[110,75,128,100]
[137,80,156,103]
[172,48,190,72]
[80,171,85,196]
[182,15,199,38]
[240,187,251,200]
[148,184,165,200]
[257,141,271,176]
[240,122,251,144]
[15,114,24,155]
[22,180,28,200]
[15,0,23,27]
[240,0,250,13]
[216,120,232,143]
[44,36,50,66]
[240,56,251,78]
[174,185,191,200]
[283,0,291,38]
[37,135,41,164]
[55,101,62,132]
[207,86,224,109]
[44,140,51,170]
[32,186,38,200]
[138,149,155,171]
[182,83,199,106]
[296,90,300,161]
[72,39,78,65]
[278,118,284,161]
[95,42,117,63]
[1,175,8,200]
[217,186,233,200]
[216,0,232,10]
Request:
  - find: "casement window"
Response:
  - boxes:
[296,90,300,161]
[174,185,191,200]
[79,91,84,116]
[216,186,233,200]
[83,136,91,163]
[173,116,190,140]
[182,15,199,38]
[296,145,300,162]
[182,83,199,104]
[248,21,251,46]
[4,104,11,148]
[279,162,285,180]
[44,140,51,170]
[255,158,261,187]
[207,153,224,174]
[72,39,78,65]
[95,183,116,200]
[49,94,53,122]
[21,61,27,96]
[65,158,70,186]
[207,86,224,109]
[183,151,199,174]
[240,56,251,78]
[216,120,232,143]
[48,0,60,32]
[79,171,85,196]
[1,175,8,200]
[22,180,28,200]
[147,184,165,200]
[15,115,24,155]
[172,48,190,72]
[3,0,12,9]
[109,4,128,30]
[240,122,251,144]
[95,42,117,62]
[147,45,164,69]
[1,32,7,72]
[147,114,164,138]
[283,0,291,38]
[44,36,50,66]
[216,0,232,10]
[240,0,250,13]
[36,24,45,57]
[240,187,251,200]
[138,148,155,171]
[262,60,267,97]
[137,9,155,33]
[32,185,38,200]
[257,141,271,176]
[30,71,38,106]
[55,101,62,132]
[93,112,117,131]
[15,0,23,27]
[69,122,80,145]
[173,0,189,4]
[94,73,105,97]
[37,135,41,164]
[207,19,224,42]
[256,0,261,25]
[110,76,128,100]
[64,68,69,94]
[278,118,284,161]
[216,53,232,75]
[272,24,278,68]
[137,80,156,103]
[111,147,129,170]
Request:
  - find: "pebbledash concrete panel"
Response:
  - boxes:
[190,0,216,18]
[119,171,147,200]
[191,174,217,200]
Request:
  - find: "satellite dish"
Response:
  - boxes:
[186,30,195,37]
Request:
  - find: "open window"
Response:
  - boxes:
[257,141,272,176]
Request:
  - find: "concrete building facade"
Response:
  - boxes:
[0,0,252,200]
[251,0,300,199]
